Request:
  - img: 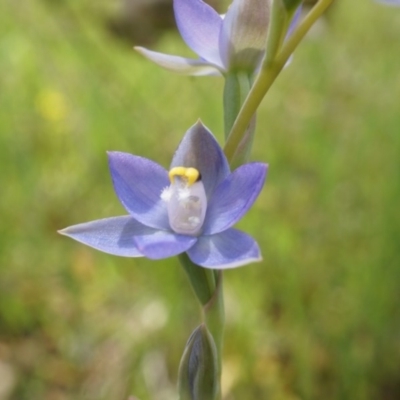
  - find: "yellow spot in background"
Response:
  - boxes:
[221,357,241,396]
[35,89,67,122]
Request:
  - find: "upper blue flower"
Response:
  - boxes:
[375,0,400,5]
[59,122,268,269]
[135,0,271,76]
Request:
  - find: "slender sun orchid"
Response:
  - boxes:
[135,0,271,76]
[59,122,268,269]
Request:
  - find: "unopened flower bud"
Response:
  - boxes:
[178,324,219,400]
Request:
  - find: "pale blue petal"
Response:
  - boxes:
[187,228,261,269]
[108,152,170,230]
[59,216,151,257]
[170,121,230,197]
[134,230,197,260]
[280,6,302,69]
[375,0,400,6]
[135,47,222,76]
[173,0,224,67]
[286,5,302,39]
[203,162,267,235]
[219,0,269,70]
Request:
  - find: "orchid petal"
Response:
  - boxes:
[59,216,151,257]
[134,47,222,76]
[134,230,197,259]
[219,0,269,70]
[170,121,230,198]
[108,152,170,230]
[286,4,302,39]
[173,0,224,67]
[187,228,261,269]
[203,162,267,234]
[375,0,400,6]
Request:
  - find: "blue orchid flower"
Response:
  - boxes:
[375,0,400,5]
[59,122,268,269]
[135,0,271,76]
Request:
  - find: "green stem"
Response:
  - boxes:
[228,115,257,170]
[264,0,291,65]
[223,72,252,139]
[223,72,256,167]
[178,255,223,400]
[179,253,215,306]
[224,0,335,163]
[203,271,225,357]
[203,270,225,400]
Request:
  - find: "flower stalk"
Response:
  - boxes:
[178,254,224,400]
[223,71,257,168]
[224,0,335,163]
[264,0,292,65]
[179,253,216,306]
[223,72,252,139]
[202,270,225,368]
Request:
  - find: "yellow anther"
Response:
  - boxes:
[184,168,200,186]
[169,167,200,186]
[169,167,186,183]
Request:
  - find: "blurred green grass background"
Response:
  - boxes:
[1,0,399,399]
